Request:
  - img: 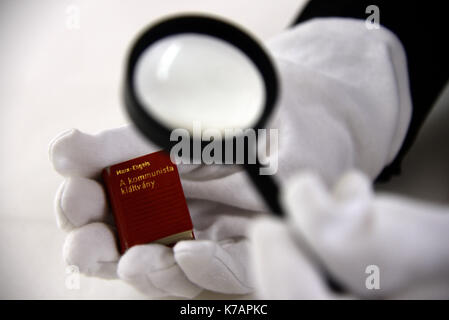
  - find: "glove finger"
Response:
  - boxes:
[49,126,262,211]
[282,171,372,294]
[49,125,159,178]
[55,177,109,231]
[181,173,265,212]
[249,217,342,299]
[174,239,253,295]
[283,171,333,230]
[191,208,255,241]
[284,171,374,245]
[333,170,372,202]
[63,222,120,279]
[283,170,449,298]
[118,244,202,298]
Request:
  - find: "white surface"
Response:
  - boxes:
[0,0,305,299]
[135,34,265,132]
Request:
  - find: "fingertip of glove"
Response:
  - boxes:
[174,240,216,266]
[333,170,373,203]
[54,179,75,231]
[63,223,119,277]
[56,176,109,230]
[118,244,174,279]
[48,128,78,161]
[118,244,203,299]
[174,240,254,295]
[48,128,81,175]
[283,171,331,216]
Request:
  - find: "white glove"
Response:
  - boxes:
[49,17,412,298]
[50,125,264,298]
[267,18,411,185]
[250,170,449,299]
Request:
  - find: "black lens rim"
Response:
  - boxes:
[124,14,279,160]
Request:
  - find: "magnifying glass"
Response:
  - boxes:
[123,14,284,216]
[123,14,344,293]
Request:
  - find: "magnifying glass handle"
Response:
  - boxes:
[243,160,345,292]
[243,161,284,216]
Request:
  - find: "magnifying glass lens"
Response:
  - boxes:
[134,34,265,134]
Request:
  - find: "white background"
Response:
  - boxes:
[0,0,448,299]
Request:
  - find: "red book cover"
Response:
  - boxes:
[102,150,194,254]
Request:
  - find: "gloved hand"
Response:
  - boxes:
[249,170,449,299]
[49,124,267,298]
[49,18,412,298]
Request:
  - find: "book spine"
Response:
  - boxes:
[102,168,127,254]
